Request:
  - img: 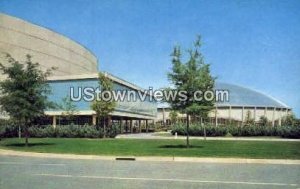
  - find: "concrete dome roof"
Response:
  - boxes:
[157,82,290,109]
[216,82,290,109]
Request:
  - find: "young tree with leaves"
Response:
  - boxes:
[244,110,255,126]
[0,54,54,146]
[91,72,116,138]
[167,36,215,147]
[60,95,78,124]
[169,110,178,125]
[259,116,268,126]
[282,114,296,126]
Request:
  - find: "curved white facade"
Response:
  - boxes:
[0,13,98,80]
[157,83,292,127]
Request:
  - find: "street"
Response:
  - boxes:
[0,155,299,189]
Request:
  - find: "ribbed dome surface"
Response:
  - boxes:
[215,82,289,108]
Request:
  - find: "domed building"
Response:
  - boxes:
[157,82,292,127]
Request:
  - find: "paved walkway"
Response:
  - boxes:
[116,132,300,142]
[1,149,299,165]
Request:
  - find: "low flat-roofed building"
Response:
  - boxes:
[0,13,157,132]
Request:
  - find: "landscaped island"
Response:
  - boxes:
[0,138,299,159]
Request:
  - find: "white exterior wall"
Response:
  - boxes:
[0,13,98,81]
[157,107,292,125]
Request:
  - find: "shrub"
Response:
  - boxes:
[171,123,300,138]
[279,126,300,139]
[2,124,112,138]
[106,123,120,138]
[172,124,227,137]
[0,124,18,138]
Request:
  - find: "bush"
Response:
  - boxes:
[171,124,227,137]
[1,124,118,138]
[0,124,19,138]
[37,125,105,138]
[171,123,300,138]
[279,126,300,139]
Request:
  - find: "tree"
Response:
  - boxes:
[91,72,116,137]
[282,114,296,126]
[259,116,268,126]
[60,95,78,124]
[244,110,255,126]
[167,36,215,147]
[169,110,178,125]
[0,54,54,146]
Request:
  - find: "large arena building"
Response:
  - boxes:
[0,13,157,132]
[157,82,292,127]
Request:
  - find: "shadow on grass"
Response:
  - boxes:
[159,145,203,149]
[5,143,55,147]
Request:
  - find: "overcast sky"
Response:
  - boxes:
[0,0,299,116]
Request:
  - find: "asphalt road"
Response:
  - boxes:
[0,155,299,189]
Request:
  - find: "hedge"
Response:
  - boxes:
[0,124,120,138]
[171,124,300,138]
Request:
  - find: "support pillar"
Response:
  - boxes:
[215,106,218,127]
[162,107,166,127]
[241,106,244,126]
[152,120,155,131]
[92,115,97,125]
[139,120,141,133]
[272,107,275,127]
[120,118,124,134]
[130,119,133,133]
[124,120,127,133]
[229,106,232,125]
[254,107,257,123]
[52,115,57,128]
[279,108,282,126]
[146,120,149,133]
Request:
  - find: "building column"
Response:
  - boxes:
[254,107,257,123]
[279,108,282,126]
[52,115,57,128]
[241,106,244,126]
[92,115,97,125]
[138,120,141,133]
[120,117,124,134]
[130,119,133,133]
[162,108,166,127]
[146,120,149,133]
[229,106,232,125]
[215,106,218,127]
[152,120,155,131]
[125,120,128,133]
[272,107,275,127]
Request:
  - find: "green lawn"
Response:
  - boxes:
[0,138,300,159]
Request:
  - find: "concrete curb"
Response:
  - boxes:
[116,134,300,142]
[0,149,299,165]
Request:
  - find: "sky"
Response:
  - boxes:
[0,0,299,116]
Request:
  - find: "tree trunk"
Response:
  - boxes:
[103,118,106,138]
[186,114,190,148]
[24,125,29,147]
[201,117,206,140]
[18,125,21,139]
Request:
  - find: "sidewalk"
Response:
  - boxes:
[1,149,299,165]
[116,132,300,142]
